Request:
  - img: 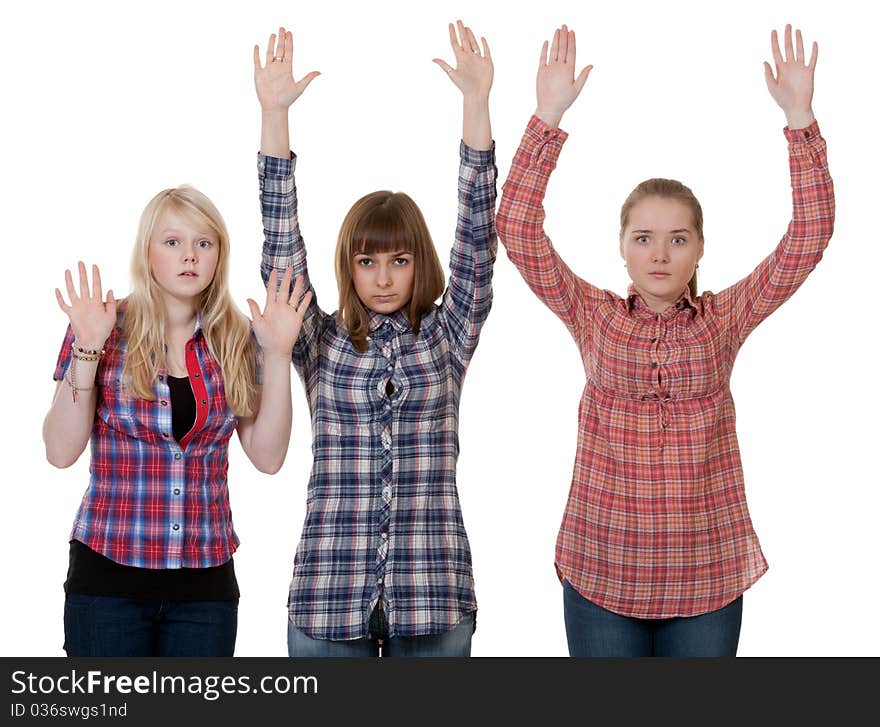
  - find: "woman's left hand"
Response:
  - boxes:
[247,268,313,360]
[433,20,493,99]
[764,24,817,129]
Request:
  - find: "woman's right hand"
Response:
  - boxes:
[54,261,116,349]
[536,24,593,129]
[254,27,320,113]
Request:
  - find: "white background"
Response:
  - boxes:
[1,0,877,656]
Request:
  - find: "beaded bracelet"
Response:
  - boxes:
[73,342,105,357]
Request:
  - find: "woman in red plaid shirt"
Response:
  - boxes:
[496,24,834,656]
[43,187,312,656]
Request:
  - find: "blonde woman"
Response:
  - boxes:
[43,186,311,656]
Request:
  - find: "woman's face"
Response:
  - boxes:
[148,207,220,306]
[351,250,415,314]
[620,196,703,312]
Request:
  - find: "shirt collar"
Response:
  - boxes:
[625,284,697,316]
[368,308,411,334]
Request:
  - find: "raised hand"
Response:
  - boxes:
[246,268,313,360]
[54,262,117,348]
[254,27,320,113]
[536,24,593,129]
[433,20,493,100]
[764,24,817,129]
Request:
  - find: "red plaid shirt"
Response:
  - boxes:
[496,115,834,617]
[53,312,250,569]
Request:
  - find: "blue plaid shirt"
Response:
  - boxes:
[258,143,497,639]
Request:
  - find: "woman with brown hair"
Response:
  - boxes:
[496,24,834,656]
[253,22,496,657]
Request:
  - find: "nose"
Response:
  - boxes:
[651,242,669,264]
[182,244,198,264]
[376,263,392,287]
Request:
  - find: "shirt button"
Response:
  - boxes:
[377,577,384,585]
[194,373,201,378]
[173,488,180,495]
[200,399,207,405]
[172,524,180,531]
[160,400,168,406]
[382,487,391,498]
[174,453,182,460]
[162,432,169,438]
[651,362,659,368]
[381,532,388,540]
[189,345,194,351]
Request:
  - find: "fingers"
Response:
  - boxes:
[784,24,794,63]
[448,22,460,52]
[78,261,90,300]
[433,58,454,75]
[481,36,491,59]
[808,41,818,70]
[64,269,78,304]
[770,29,783,76]
[284,29,293,65]
[539,40,548,67]
[297,290,314,318]
[92,264,102,303]
[560,24,569,63]
[795,28,805,64]
[265,32,276,66]
[569,30,576,66]
[278,266,294,303]
[253,44,261,72]
[574,64,593,94]
[246,298,261,322]
[106,289,116,314]
[288,273,305,306]
[277,27,286,60]
[763,60,776,87]
[550,28,560,62]
[298,70,321,92]
[55,288,70,314]
[465,25,480,55]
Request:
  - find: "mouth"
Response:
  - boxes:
[179,272,199,278]
[373,294,396,301]
[648,272,671,279]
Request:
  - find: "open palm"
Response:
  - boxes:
[254,27,320,113]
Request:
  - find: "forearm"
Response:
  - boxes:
[261,110,291,159]
[462,95,492,151]
[241,355,292,474]
[43,364,99,468]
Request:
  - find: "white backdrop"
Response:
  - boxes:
[1,0,877,656]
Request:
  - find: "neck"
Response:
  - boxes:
[633,285,685,314]
[159,291,199,333]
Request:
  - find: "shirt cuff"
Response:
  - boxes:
[257,151,296,177]
[783,119,821,143]
[460,140,496,167]
[525,114,569,145]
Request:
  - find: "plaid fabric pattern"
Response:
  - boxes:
[258,142,497,639]
[53,315,243,569]
[496,115,834,618]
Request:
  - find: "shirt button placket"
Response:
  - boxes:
[375,336,395,599]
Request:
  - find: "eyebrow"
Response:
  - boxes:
[157,228,216,239]
[631,229,691,234]
[354,251,413,256]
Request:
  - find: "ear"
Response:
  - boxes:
[697,238,705,261]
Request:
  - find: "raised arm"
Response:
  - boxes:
[236,267,312,473]
[719,25,834,344]
[496,25,603,343]
[43,263,117,468]
[254,27,323,364]
[433,21,497,365]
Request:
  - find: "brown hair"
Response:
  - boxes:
[335,191,445,352]
[619,178,703,300]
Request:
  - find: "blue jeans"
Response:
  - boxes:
[287,613,475,657]
[563,580,742,657]
[63,594,238,656]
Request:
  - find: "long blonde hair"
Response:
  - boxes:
[121,186,259,416]
[335,191,445,352]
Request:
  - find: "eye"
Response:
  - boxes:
[671,236,686,246]
[165,238,179,247]
[636,235,649,244]
[355,257,373,266]
[197,239,213,249]
[393,257,411,265]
